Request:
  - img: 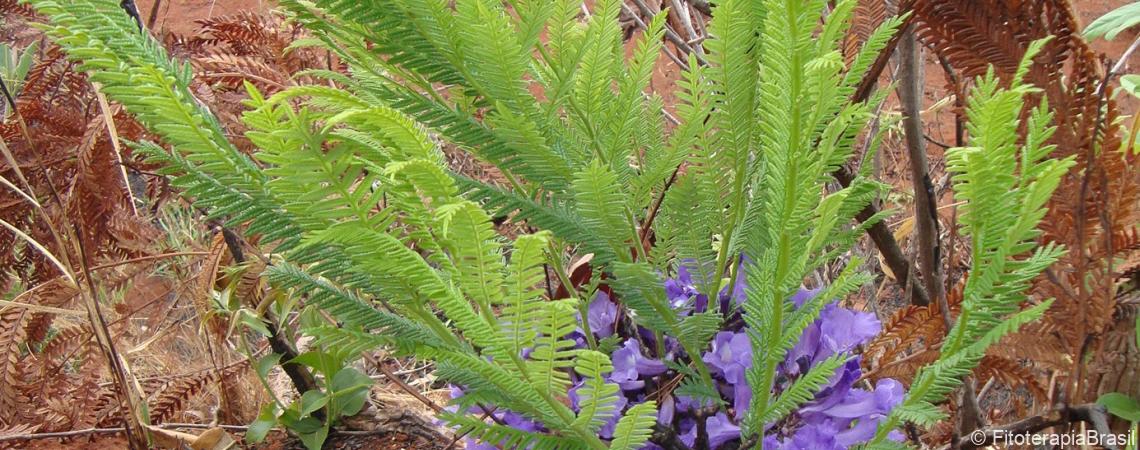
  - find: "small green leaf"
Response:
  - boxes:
[331,368,372,416]
[299,305,325,331]
[246,403,278,443]
[290,350,335,374]
[299,390,329,418]
[1121,75,1140,99]
[256,353,283,379]
[1084,2,1140,41]
[237,309,272,337]
[298,427,329,450]
[1098,393,1140,422]
[280,415,323,434]
[331,367,372,392]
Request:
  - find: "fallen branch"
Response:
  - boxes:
[0,423,259,443]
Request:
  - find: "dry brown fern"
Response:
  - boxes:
[845,0,891,65]
[146,361,250,424]
[0,306,33,427]
[163,12,332,154]
[0,7,302,440]
[851,1,1140,432]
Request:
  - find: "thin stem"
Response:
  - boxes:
[549,241,598,350]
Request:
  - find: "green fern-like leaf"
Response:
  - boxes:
[607,401,657,450]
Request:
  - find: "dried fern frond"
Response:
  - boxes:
[867,280,963,364]
[146,360,250,424]
[976,355,1047,401]
[0,307,32,426]
[845,0,891,64]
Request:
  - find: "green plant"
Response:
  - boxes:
[1083,1,1140,42]
[865,41,1075,447]
[0,40,36,106]
[24,0,1073,449]
[1098,392,1140,450]
[246,307,373,449]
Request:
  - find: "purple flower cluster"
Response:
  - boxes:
[452,264,903,450]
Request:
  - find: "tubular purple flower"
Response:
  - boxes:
[658,394,675,425]
[610,339,666,390]
[818,304,881,356]
[587,291,618,338]
[702,331,751,385]
[453,263,902,450]
[706,412,742,449]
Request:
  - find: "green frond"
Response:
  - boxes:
[603,11,665,165]
[706,0,759,174]
[434,201,507,313]
[655,174,720,290]
[760,355,846,424]
[572,160,636,263]
[527,300,581,396]
[677,312,723,357]
[501,232,554,355]
[444,411,591,450]
[267,263,443,353]
[607,401,657,450]
[572,350,620,432]
[306,222,476,349]
[609,262,677,335]
[868,42,1072,445]
[432,350,565,426]
[570,0,622,155]
[892,402,947,427]
[457,177,610,262]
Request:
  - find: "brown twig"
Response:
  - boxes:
[833,166,929,306]
[216,225,322,417]
[898,24,984,445]
[146,0,163,30]
[620,3,686,68]
[371,357,444,414]
[836,0,928,306]
[629,0,708,66]
[0,423,272,443]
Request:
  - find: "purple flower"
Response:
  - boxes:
[707,412,741,448]
[804,357,863,413]
[818,304,881,356]
[678,418,697,448]
[599,394,629,439]
[701,332,755,418]
[610,339,666,390]
[587,292,618,338]
[783,301,880,376]
[451,262,903,450]
[717,260,749,312]
[798,378,904,447]
[567,381,628,439]
[703,332,751,385]
[785,423,844,450]
[501,411,543,433]
[464,438,500,450]
[658,395,675,425]
[790,287,821,308]
[665,263,710,315]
